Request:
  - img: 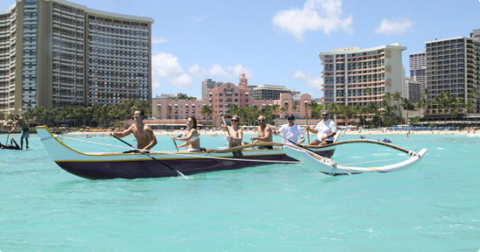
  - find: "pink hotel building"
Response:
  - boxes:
[151,73,312,127]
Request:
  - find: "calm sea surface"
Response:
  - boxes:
[0,131,479,251]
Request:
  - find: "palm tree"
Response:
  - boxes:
[384,92,392,107]
[401,98,415,124]
[200,105,213,119]
[393,91,402,121]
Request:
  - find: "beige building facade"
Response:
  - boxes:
[319,44,406,109]
[0,0,153,114]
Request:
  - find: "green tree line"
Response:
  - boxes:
[0,99,151,128]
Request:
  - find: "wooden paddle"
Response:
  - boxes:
[172,134,182,153]
[113,135,188,178]
[304,102,310,143]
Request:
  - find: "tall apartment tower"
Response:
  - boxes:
[201,79,222,101]
[0,0,154,114]
[409,51,426,91]
[319,43,406,108]
[425,32,480,113]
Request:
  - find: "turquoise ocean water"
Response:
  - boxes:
[0,131,479,251]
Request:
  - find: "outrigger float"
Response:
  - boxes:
[36,126,337,179]
[284,140,428,175]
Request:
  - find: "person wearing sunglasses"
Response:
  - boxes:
[273,114,305,146]
[306,110,337,146]
[172,116,201,152]
[250,115,273,149]
[217,113,243,148]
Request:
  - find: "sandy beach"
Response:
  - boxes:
[57,127,478,137]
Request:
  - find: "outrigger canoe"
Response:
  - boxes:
[36,126,337,180]
[284,140,428,175]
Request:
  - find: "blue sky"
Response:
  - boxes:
[1,0,479,99]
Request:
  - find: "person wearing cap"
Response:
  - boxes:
[273,114,305,146]
[306,110,337,146]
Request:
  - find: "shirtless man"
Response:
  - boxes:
[250,115,273,149]
[110,110,157,153]
[9,115,29,150]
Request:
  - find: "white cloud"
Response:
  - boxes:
[152,52,192,93]
[375,18,414,35]
[189,63,255,80]
[194,15,207,22]
[151,53,255,95]
[152,37,168,44]
[272,0,353,41]
[293,70,322,92]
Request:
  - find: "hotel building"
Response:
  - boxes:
[425,32,480,115]
[409,51,426,90]
[251,84,292,100]
[319,44,406,110]
[0,0,153,114]
[151,73,312,127]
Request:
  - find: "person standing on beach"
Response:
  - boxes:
[273,114,305,146]
[9,114,30,150]
[306,110,337,146]
[250,115,273,149]
[110,110,157,153]
[217,113,243,147]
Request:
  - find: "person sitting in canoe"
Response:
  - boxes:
[250,115,273,149]
[110,109,157,153]
[306,110,337,146]
[0,138,21,150]
[273,114,305,146]
[172,116,202,152]
[217,113,243,148]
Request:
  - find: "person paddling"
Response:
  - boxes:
[110,110,157,153]
[172,116,201,152]
[250,115,273,149]
[273,114,305,146]
[9,115,30,150]
[217,113,243,148]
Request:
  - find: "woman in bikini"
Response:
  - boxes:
[217,113,243,147]
[171,116,201,152]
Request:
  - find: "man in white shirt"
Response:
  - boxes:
[273,114,305,145]
[306,110,337,146]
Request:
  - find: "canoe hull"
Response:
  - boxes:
[56,150,330,179]
[36,126,336,179]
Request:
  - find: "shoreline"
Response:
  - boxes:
[16,129,476,136]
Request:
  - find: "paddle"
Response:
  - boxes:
[172,134,182,153]
[222,116,243,158]
[113,135,188,179]
[274,130,324,157]
[5,132,9,146]
[304,102,310,144]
